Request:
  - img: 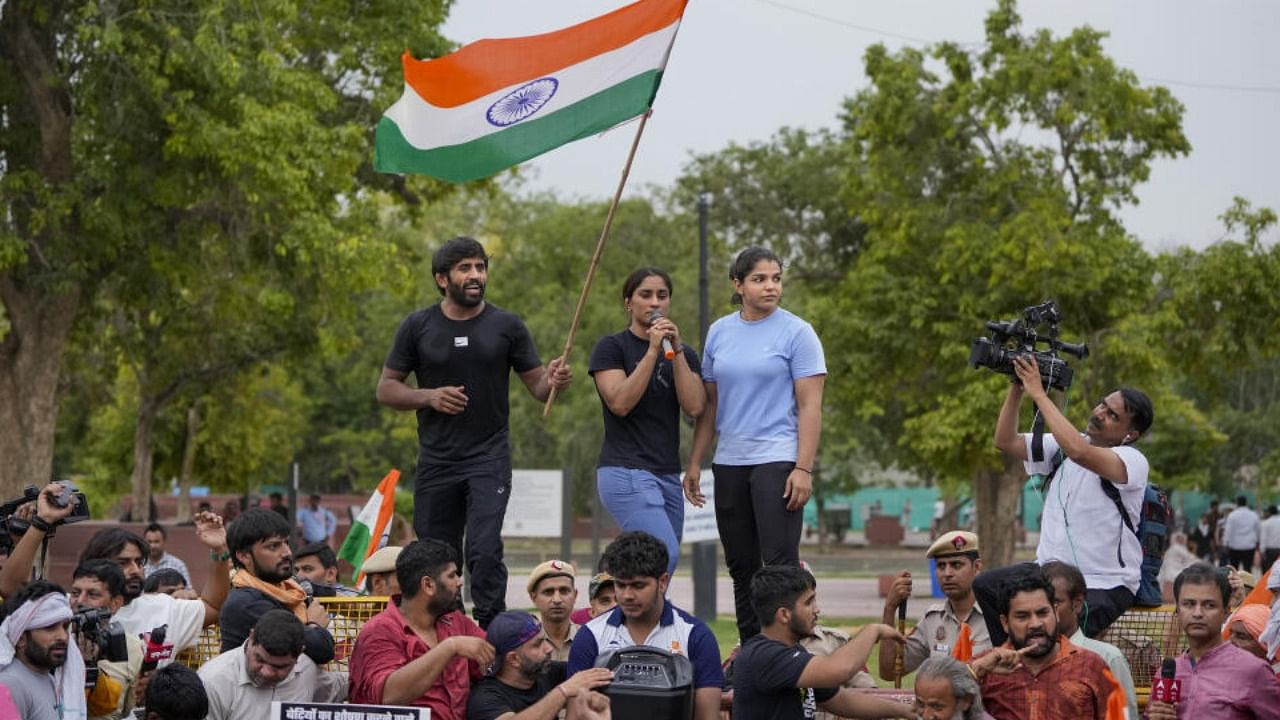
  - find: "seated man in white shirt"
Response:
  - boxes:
[198,609,346,720]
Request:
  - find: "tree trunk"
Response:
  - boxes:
[0,280,80,498]
[973,459,1027,569]
[128,395,159,523]
[176,402,200,523]
[0,0,80,499]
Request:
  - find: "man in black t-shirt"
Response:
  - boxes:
[467,611,613,720]
[732,566,914,720]
[377,236,572,628]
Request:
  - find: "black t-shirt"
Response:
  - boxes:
[588,329,701,473]
[466,666,564,720]
[731,635,838,720]
[385,304,542,483]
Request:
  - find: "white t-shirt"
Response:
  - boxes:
[1026,433,1148,593]
[114,592,208,664]
[1222,507,1261,550]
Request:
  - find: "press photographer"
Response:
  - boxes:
[978,302,1155,642]
[71,561,143,720]
[0,481,89,599]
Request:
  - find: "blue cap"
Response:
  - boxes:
[485,611,542,675]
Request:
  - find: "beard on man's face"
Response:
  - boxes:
[445,277,485,307]
[24,635,68,670]
[254,556,294,584]
[122,576,144,600]
[1011,624,1057,658]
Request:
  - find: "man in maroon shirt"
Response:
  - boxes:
[968,566,1126,720]
[348,539,495,720]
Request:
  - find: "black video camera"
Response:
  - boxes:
[969,300,1088,392]
[73,607,129,688]
[0,482,90,539]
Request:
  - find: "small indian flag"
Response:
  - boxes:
[337,468,400,585]
[375,0,689,182]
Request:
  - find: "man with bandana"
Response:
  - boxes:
[0,579,89,720]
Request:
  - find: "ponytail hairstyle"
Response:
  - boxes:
[728,247,783,305]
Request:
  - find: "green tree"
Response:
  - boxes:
[0,0,453,498]
[824,0,1190,566]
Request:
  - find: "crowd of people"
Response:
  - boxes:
[3,239,1279,720]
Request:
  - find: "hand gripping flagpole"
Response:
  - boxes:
[543,109,653,418]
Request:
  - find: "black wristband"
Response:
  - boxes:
[794,467,812,475]
[29,516,54,533]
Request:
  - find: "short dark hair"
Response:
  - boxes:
[621,267,673,302]
[269,492,284,501]
[0,579,65,622]
[1236,495,1248,507]
[73,560,126,599]
[145,664,208,720]
[728,246,783,305]
[80,528,147,566]
[250,609,305,657]
[601,531,668,581]
[1173,562,1231,607]
[431,236,488,292]
[1040,561,1085,601]
[296,542,337,569]
[1117,387,1153,435]
[750,565,815,627]
[143,523,166,539]
[143,569,187,593]
[397,539,459,600]
[227,508,292,570]
[997,565,1055,617]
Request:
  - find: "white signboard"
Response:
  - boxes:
[681,471,718,544]
[501,469,564,538]
[272,701,428,720]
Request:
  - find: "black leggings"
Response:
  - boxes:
[713,462,804,642]
[972,562,1134,644]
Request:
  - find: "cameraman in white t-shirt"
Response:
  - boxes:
[978,355,1154,643]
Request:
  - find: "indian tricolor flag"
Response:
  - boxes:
[337,468,400,585]
[375,0,688,182]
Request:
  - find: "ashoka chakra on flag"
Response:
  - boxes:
[487,78,559,127]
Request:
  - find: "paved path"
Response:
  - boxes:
[500,573,941,620]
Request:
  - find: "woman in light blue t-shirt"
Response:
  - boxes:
[684,247,827,643]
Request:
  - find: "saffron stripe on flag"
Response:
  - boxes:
[405,0,686,107]
[376,71,661,182]
[386,23,677,151]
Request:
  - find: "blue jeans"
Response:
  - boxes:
[597,467,684,575]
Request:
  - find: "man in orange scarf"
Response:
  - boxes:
[219,508,333,665]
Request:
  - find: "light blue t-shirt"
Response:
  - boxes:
[702,308,826,465]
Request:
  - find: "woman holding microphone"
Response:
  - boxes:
[590,267,705,575]
[684,247,826,642]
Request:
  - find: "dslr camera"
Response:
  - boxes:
[73,607,129,688]
[969,300,1088,392]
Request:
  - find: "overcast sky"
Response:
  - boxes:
[440,0,1280,251]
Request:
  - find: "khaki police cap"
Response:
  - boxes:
[362,546,402,575]
[926,531,980,559]
[527,559,577,594]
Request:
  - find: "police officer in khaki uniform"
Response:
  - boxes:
[878,530,991,681]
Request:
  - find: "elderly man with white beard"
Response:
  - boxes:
[913,656,993,720]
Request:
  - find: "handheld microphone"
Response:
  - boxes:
[139,625,172,674]
[647,309,675,360]
[1150,658,1181,704]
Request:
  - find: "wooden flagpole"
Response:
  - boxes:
[543,110,653,418]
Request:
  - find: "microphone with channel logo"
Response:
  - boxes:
[647,309,676,360]
[1150,658,1181,705]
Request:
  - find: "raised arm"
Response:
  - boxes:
[1013,357,1132,482]
[192,511,232,627]
[798,623,903,689]
[994,383,1027,460]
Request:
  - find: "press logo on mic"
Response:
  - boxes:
[647,309,675,360]
[1151,658,1181,704]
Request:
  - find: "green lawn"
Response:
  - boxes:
[707,616,915,688]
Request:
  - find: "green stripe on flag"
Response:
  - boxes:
[376,70,664,182]
[338,522,373,580]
